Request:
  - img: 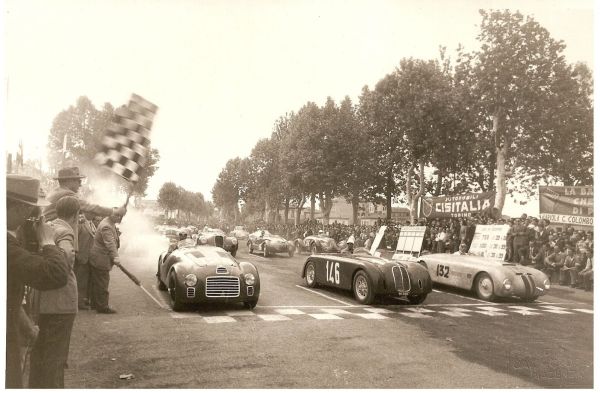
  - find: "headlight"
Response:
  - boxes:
[544,279,550,290]
[244,273,255,286]
[502,279,512,291]
[231,238,238,245]
[184,274,197,287]
[200,237,207,244]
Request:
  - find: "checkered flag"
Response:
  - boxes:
[94,94,158,183]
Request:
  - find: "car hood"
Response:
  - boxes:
[422,253,515,268]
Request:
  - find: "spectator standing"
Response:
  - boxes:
[559,247,578,287]
[75,212,96,310]
[89,212,124,314]
[6,175,69,388]
[29,196,80,388]
[512,217,529,263]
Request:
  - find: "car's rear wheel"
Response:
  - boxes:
[244,300,257,309]
[407,293,427,305]
[168,271,184,311]
[305,261,317,288]
[263,245,269,257]
[353,271,375,304]
[288,248,295,257]
[311,243,318,254]
[474,272,496,301]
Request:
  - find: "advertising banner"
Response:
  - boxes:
[469,224,510,261]
[420,192,495,219]
[539,186,593,227]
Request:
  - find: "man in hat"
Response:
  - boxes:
[43,167,127,222]
[89,210,124,313]
[6,175,69,388]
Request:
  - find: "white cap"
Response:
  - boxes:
[347,235,355,244]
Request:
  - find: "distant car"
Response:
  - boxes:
[230,225,250,240]
[417,253,550,301]
[295,234,340,254]
[247,230,295,257]
[301,249,432,305]
[197,228,238,257]
[156,244,260,310]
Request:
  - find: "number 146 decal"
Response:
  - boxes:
[326,260,340,284]
[436,264,450,278]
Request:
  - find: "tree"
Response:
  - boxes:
[212,158,247,222]
[157,182,180,218]
[455,10,593,211]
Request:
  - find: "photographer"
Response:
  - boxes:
[6,175,69,388]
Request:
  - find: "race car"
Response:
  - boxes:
[156,244,260,311]
[247,230,295,257]
[295,234,340,254]
[197,227,238,257]
[301,248,432,305]
[229,225,250,240]
[417,253,550,301]
[392,225,550,301]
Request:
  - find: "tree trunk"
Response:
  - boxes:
[320,191,334,226]
[310,194,316,220]
[283,198,290,225]
[295,195,306,225]
[264,200,270,224]
[385,169,393,220]
[492,111,507,214]
[435,171,443,196]
[351,193,359,225]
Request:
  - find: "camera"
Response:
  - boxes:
[22,213,43,252]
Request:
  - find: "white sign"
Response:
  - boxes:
[468,225,510,261]
[370,225,387,256]
[539,213,593,226]
[392,226,426,260]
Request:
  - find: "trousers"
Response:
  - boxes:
[28,313,76,388]
[74,262,91,305]
[90,266,111,310]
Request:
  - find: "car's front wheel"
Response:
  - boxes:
[263,245,269,257]
[305,261,317,288]
[353,270,375,304]
[157,261,167,290]
[244,300,257,309]
[474,272,496,301]
[168,271,185,311]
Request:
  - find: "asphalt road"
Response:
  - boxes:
[64,234,593,388]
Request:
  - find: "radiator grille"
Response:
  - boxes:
[186,287,195,298]
[205,276,240,297]
[392,265,411,294]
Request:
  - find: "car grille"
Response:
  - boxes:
[205,276,240,297]
[216,266,228,274]
[519,273,538,297]
[186,287,195,298]
[214,236,224,248]
[392,265,411,294]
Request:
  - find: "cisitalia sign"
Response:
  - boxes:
[420,192,496,219]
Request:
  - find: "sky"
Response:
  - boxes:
[2,0,595,217]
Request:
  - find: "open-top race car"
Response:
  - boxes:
[229,225,250,240]
[197,227,238,257]
[247,230,295,257]
[156,244,260,311]
[295,233,341,254]
[392,226,550,301]
[301,227,431,304]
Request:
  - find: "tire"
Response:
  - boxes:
[288,248,295,257]
[295,242,302,255]
[168,271,185,311]
[474,272,496,301]
[353,270,375,305]
[522,296,539,302]
[263,245,269,257]
[157,261,167,290]
[244,300,257,309]
[248,241,254,254]
[311,242,318,255]
[305,261,317,288]
[407,293,427,305]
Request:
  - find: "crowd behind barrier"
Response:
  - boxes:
[216,213,592,292]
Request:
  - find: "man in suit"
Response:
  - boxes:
[6,175,69,388]
[89,211,123,314]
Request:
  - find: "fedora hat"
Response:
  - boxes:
[6,174,50,206]
[53,166,86,180]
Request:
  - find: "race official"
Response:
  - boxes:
[6,175,69,388]
[75,212,96,309]
[89,212,123,314]
[29,196,80,388]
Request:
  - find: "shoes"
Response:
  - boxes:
[96,307,117,314]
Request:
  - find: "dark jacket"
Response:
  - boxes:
[89,217,119,271]
[6,234,69,388]
[43,186,113,222]
[76,219,96,265]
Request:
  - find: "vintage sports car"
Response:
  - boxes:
[247,230,294,257]
[197,228,238,257]
[392,225,550,301]
[417,253,550,301]
[229,225,250,240]
[295,234,340,254]
[301,249,432,305]
[156,244,260,310]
